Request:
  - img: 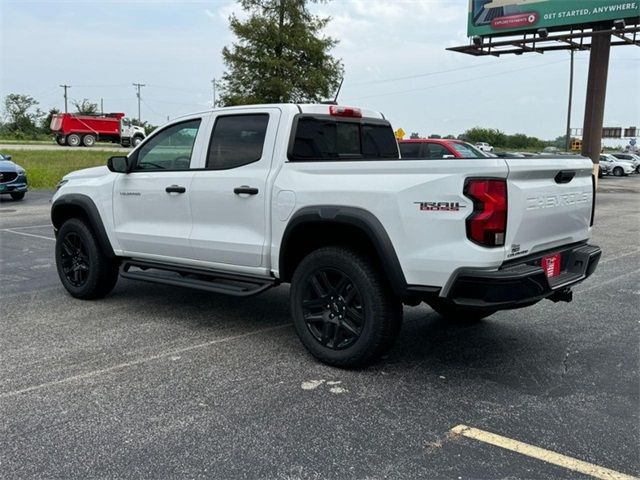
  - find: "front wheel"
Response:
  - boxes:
[10,192,25,200]
[427,299,496,324]
[290,247,402,368]
[55,218,119,299]
[132,136,143,147]
[613,166,624,177]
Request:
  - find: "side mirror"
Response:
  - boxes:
[107,155,132,173]
[5,155,12,161]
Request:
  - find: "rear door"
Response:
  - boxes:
[188,107,281,271]
[504,157,594,259]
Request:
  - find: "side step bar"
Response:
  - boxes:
[120,259,278,297]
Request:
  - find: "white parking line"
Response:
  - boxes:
[0,224,52,230]
[1,229,55,241]
[0,324,291,400]
[451,425,639,480]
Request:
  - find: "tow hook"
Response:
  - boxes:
[548,287,573,303]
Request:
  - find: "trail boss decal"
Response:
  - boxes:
[415,201,466,212]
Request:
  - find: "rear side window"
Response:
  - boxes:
[399,143,421,159]
[290,117,398,161]
[207,114,269,169]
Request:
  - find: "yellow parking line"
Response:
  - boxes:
[451,425,638,480]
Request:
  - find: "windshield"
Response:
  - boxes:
[451,142,486,158]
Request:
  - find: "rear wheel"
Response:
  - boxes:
[290,246,402,368]
[66,134,81,147]
[427,298,496,324]
[10,192,25,200]
[55,135,66,146]
[613,166,624,176]
[55,218,119,299]
[82,134,96,147]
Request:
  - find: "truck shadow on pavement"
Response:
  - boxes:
[103,279,570,398]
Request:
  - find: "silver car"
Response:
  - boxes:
[599,154,635,176]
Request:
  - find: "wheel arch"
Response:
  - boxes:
[51,194,115,258]
[279,206,408,297]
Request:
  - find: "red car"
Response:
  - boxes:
[398,138,487,159]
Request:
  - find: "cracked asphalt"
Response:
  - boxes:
[0,177,638,479]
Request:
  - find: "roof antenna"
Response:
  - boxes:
[321,77,344,105]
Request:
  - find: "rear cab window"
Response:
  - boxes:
[289,116,399,161]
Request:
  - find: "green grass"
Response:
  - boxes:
[3,149,111,189]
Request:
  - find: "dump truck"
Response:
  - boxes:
[50,113,146,148]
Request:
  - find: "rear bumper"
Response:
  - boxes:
[445,243,601,310]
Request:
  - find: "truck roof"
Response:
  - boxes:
[179,104,385,121]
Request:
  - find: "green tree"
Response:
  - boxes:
[3,93,43,135]
[219,0,344,106]
[72,99,99,115]
[41,107,61,134]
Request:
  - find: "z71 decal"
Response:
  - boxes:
[415,201,466,212]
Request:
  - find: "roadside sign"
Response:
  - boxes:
[395,128,405,139]
[468,1,640,38]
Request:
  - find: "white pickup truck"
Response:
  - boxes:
[52,104,601,367]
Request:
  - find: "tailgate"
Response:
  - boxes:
[504,157,594,260]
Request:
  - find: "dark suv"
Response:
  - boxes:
[0,153,28,200]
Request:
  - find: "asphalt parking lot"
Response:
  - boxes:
[1,178,638,480]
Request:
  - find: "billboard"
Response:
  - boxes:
[468,0,640,37]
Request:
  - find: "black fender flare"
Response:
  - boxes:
[279,206,408,297]
[51,193,115,258]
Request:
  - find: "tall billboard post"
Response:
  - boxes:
[449,0,640,167]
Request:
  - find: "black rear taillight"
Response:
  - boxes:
[464,178,507,247]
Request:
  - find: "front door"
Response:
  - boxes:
[112,117,206,261]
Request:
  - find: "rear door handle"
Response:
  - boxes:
[234,186,259,195]
[165,185,186,194]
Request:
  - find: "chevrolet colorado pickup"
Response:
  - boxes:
[52,104,601,367]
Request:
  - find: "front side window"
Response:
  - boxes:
[206,114,269,169]
[424,144,451,159]
[135,119,201,171]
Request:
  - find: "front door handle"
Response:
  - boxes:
[166,185,186,194]
[234,186,259,195]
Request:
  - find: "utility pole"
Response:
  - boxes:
[59,84,71,113]
[211,78,216,108]
[565,49,575,152]
[100,98,104,115]
[132,83,146,123]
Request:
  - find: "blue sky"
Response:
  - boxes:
[1,0,638,143]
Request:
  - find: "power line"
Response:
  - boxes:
[348,59,568,101]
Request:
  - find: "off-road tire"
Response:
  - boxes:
[290,246,402,368]
[10,192,25,200]
[428,298,495,324]
[55,218,119,299]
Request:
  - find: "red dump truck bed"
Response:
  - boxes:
[50,113,125,136]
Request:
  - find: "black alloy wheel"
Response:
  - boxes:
[60,231,90,287]
[302,268,364,350]
[290,246,402,368]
